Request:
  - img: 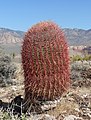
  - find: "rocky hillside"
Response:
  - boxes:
[0,27,91,54]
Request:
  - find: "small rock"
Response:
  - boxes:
[31,114,56,120]
[11,85,17,91]
[63,115,82,120]
[41,98,61,111]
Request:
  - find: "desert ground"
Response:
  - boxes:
[0,55,91,120]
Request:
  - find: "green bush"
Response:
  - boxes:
[71,55,91,62]
[71,55,83,62]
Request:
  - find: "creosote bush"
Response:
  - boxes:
[22,21,70,104]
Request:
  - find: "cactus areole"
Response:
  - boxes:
[22,21,70,101]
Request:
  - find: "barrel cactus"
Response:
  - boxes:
[22,21,70,102]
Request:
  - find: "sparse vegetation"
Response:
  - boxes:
[10,52,16,59]
[0,58,91,119]
[0,110,27,120]
[71,54,91,62]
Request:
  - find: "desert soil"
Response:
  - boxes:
[0,63,91,120]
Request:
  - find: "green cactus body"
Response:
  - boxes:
[22,21,70,102]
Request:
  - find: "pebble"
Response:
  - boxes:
[63,115,83,120]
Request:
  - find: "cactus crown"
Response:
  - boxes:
[22,21,70,101]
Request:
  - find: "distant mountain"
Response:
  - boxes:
[0,27,91,54]
[63,28,91,46]
[0,28,24,54]
[0,28,24,44]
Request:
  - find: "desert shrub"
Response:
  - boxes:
[0,55,17,87]
[70,61,91,80]
[71,61,91,71]
[71,55,83,62]
[83,55,91,61]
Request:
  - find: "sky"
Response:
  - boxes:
[0,0,91,31]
